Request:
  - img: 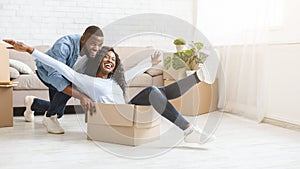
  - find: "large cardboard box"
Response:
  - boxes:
[87,103,161,146]
[0,44,10,84]
[164,80,218,116]
[0,85,13,127]
[0,43,13,127]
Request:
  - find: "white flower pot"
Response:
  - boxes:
[176,45,184,52]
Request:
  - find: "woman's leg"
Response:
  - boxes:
[159,72,201,100]
[129,86,190,130]
[129,76,216,144]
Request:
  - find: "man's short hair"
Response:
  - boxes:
[83,25,103,37]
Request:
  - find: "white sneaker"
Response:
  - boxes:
[196,49,219,84]
[184,126,216,144]
[24,96,37,122]
[42,113,64,134]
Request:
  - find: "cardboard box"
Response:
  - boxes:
[0,44,10,84]
[0,44,13,127]
[164,79,218,116]
[87,103,161,146]
[0,86,13,127]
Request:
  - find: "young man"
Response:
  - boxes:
[24,25,104,134]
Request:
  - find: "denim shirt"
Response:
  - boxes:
[36,34,81,92]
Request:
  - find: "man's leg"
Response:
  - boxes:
[34,71,69,134]
[45,86,71,119]
[33,71,70,118]
[29,71,52,114]
[24,72,51,122]
[41,87,70,134]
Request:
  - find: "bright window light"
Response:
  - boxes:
[196,0,283,45]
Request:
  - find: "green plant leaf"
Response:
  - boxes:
[172,55,186,70]
[173,38,186,45]
[194,42,204,50]
[164,56,171,70]
[182,49,193,55]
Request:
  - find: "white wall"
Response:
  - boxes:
[214,0,300,125]
[264,0,300,124]
[267,0,300,44]
[0,0,195,51]
[265,44,300,125]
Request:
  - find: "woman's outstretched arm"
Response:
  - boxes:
[3,39,89,88]
[124,51,162,82]
[3,39,96,111]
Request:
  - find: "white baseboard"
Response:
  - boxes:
[263,117,300,132]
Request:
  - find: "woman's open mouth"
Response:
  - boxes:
[104,63,113,69]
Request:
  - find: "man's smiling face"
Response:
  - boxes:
[81,34,103,58]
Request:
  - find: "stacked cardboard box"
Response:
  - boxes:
[0,44,14,127]
[162,51,219,116]
[163,80,218,116]
[87,103,161,146]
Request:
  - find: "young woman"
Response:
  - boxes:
[3,39,216,144]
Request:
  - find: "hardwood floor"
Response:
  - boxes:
[1,112,300,169]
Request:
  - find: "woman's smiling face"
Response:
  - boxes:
[98,51,116,77]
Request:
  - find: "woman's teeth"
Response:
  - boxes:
[105,63,112,68]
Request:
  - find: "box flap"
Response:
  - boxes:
[0,81,18,87]
[88,103,135,127]
[134,105,161,128]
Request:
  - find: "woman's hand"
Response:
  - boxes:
[151,51,162,66]
[3,39,34,54]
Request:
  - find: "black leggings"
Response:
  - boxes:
[129,72,200,130]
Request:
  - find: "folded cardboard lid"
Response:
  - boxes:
[0,81,18,87]
[88,103,135,126]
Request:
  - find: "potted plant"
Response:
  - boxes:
[164,41,209,78]
[173,38,186,52]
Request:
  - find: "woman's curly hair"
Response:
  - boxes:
[84,46,127,96]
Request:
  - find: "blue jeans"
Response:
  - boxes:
[129,73,200,130]
[31,71,71,118]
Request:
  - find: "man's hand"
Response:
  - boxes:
[79,94,95,114]
[62,86,95,114]
[3,39,34,54]
[151,51,162,66]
